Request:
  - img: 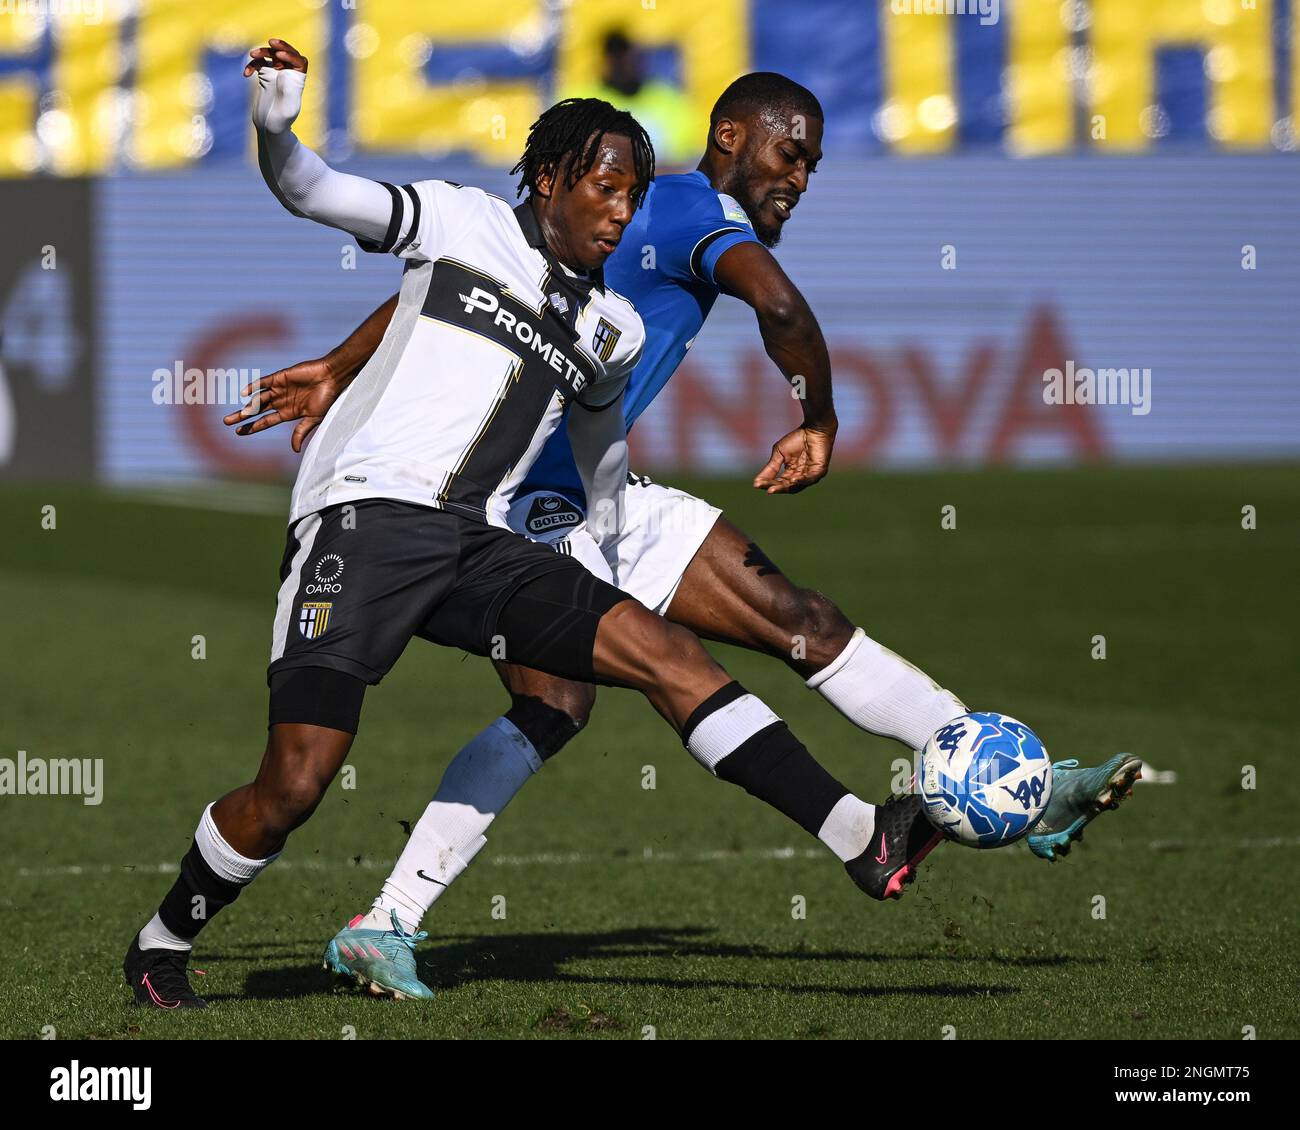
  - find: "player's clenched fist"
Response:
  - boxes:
[246,38,308,135]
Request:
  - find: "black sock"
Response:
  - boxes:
[156,840,247,942]
[682,682,849,836]
[715,723,849,835]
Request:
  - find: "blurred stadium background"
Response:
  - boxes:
[1,0,1298,486]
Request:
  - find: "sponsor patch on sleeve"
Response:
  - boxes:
[716,192,752,227]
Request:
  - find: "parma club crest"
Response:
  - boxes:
[299,602,332,640]
[592,317,622,362]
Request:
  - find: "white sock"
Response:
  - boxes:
[195,802,279,882]
[816,794,877,862]
[137,911,193,952]
[363,717,542,933]
[808,628,967,751]
[684,692,780,773]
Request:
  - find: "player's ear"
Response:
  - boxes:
[533,161,556,200]
[712,116,741,155]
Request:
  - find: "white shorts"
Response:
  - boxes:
[506,474,722,615]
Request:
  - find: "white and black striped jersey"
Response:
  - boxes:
[287,181,645,529]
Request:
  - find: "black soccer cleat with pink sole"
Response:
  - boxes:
[845,793,944,901]
[123,935,208,1009]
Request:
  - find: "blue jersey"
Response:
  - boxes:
[518,170,761,505]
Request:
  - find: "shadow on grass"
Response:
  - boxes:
[225,925,1092,1002]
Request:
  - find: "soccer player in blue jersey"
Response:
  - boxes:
[231,67,1140,1000]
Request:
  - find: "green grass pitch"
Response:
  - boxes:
[1,464,1296,1040]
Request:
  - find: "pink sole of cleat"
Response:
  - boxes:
[883,832,944,899]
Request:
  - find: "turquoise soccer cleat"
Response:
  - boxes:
[324,909,435,1000]
[1027,754,1143,861]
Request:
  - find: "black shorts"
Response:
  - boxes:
[268,499,629,689]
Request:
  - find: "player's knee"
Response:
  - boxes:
[779,587,854,670]
[601,602,722,690]
[651,619,725,684]
[507,686,593,761]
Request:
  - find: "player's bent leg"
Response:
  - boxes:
[497,660,595,760]
[345,662,595,980]
[212,719,355,858]
[665,517,966,752]
[663,516,855,675]
[126,667,364,1009]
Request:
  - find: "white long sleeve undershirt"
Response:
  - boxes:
[252,67,392,246]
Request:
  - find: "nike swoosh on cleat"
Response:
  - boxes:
[415,869,447,887]
[874,839,888,865]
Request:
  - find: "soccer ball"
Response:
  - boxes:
[919,712,1053,849]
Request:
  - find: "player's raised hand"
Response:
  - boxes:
[243,38,308,77]
[752,423,836,494]
[223,356,345,454]
[246,39,307,134]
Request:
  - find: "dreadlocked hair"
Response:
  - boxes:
[511,97,656,207]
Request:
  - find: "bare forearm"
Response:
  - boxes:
[323,294,398,384]
[714,241,836,431]
[758,303,836,430]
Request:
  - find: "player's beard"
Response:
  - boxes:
[733,151,783,248]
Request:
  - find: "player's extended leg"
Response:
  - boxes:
[580,596,940,897]
[664,516,967,749]
[665,516,1135,857]
[126,702,358,1009]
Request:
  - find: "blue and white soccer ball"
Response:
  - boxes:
[919,712,1053,849]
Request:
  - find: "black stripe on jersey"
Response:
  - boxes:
[689,226,747,281]
[392,184,422,256]
[420,259,601,521]
[439,356,544,519]
[371,182,404,254]
[420,259,597,392]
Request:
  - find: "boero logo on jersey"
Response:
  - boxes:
[306,553,344,595]
[525,494,583,535]
[455,284,592,397]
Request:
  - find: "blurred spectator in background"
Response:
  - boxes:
[570,29,697,168]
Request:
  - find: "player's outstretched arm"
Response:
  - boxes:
[567,392,629,556]
[223,293,398,451]
[247,38,393,247]
[713,241,838,495]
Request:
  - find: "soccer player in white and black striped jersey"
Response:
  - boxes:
[122,41,939,1010]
